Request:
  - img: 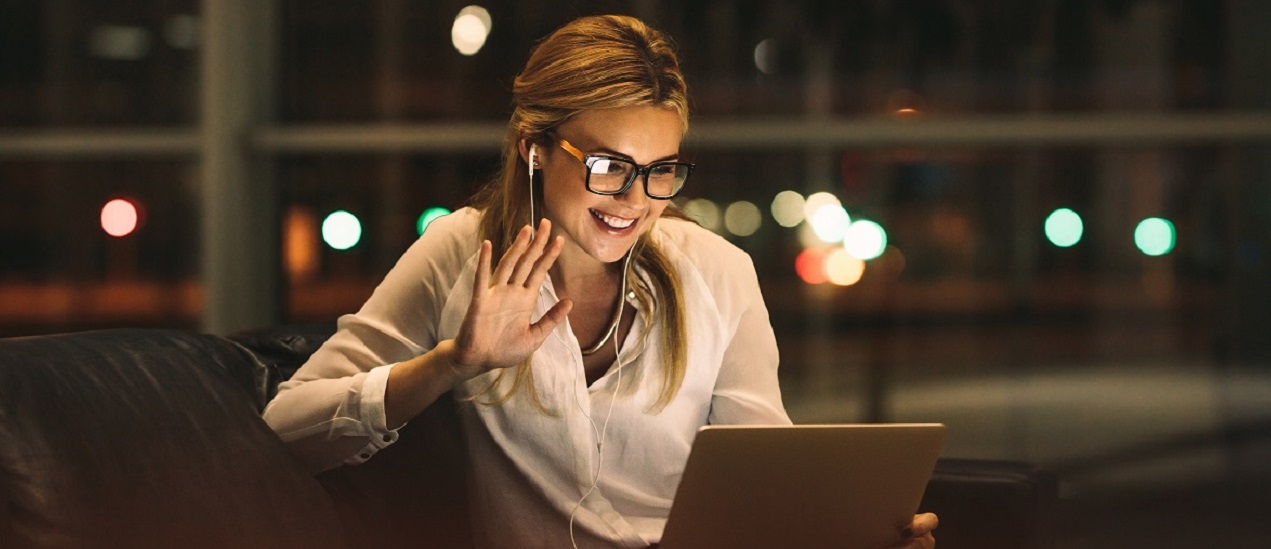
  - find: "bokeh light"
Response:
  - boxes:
[825,248,866,286]
[809,203,851,244]
[101,198,141,237]
[843,219,887,260]
[1045,208,1084,248]
[753,39,777,75]
[1135,217,1176,256]
[724,201,762,237]
[795,247,830,285]
[284,206,319,282]
[417,207,452,235]
[770,190,805,228]
[451,6,491,56]
[682,198,722,231]
[322,210,362,251]
[803,192,841,220]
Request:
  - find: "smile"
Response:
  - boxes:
[590,209,636,230]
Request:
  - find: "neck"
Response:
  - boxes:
[550,242,624,298]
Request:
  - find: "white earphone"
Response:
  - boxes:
[528,144,537,235]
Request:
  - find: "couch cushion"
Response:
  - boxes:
[0,329,345,548]
[920,458,1058,549]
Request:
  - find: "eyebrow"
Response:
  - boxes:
[585,143,680,164]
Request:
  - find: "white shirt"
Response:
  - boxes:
[263,207,790,548]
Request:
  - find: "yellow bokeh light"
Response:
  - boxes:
[825,248,865,286]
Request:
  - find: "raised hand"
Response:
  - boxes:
[448,219,573,378]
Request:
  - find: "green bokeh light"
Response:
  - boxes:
[1134,217,1175,256]
[322,210,362,250]
[417,207,452,235]
[1044,208,1084,248]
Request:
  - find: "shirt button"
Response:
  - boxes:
[359,453,371,459]
[383,435,393,442]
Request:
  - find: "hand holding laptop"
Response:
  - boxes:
[883,512,938,549]
[659,424,947,549]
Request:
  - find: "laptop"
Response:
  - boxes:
[658,423,946,549]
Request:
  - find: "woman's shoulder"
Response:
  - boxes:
[653,216,754,275]
[416,207,481,245]
[398,206,482,271]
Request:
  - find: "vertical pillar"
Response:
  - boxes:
[375,0,410,269]
[1225,0,1271,361]
[1222,0,1271,478]
[200,0,278,333]
[801,31,845,407]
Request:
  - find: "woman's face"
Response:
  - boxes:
[533,105,685,265]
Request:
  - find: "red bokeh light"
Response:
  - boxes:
[101,198,141,237]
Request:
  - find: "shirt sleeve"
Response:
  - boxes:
[262,210,474,472]
[707,248,792,426]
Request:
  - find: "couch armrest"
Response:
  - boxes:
[919,458,1058,549]
[228,322,337,408]
[0,329,346,548]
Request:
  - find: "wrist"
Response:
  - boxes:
[433,339,474,385]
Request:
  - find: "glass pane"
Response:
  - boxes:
[0,0,201,128]
[0,160,201,336]
[275,153,498,321]
[277,1,1251,122]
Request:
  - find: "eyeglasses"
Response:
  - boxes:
[556,137,694,199]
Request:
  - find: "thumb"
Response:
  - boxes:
[528,299,573,343]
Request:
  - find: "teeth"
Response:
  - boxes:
[592,210,635,229]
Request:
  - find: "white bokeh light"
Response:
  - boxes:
[753,39,777,74]
[724,201,763,237]
[683,198,722,232]
[770,190,805,228]
[809,204,851,244]
[451,6,492,56]
[803,192,841,220]
[843,220,887,260]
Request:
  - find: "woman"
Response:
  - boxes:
[264,14,936,549]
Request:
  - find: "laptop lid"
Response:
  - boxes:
[659,423,946,549]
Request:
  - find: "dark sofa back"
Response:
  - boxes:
[229,323,476,548]
[0,330,345,549]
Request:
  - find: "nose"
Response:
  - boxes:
[615,179,650,207]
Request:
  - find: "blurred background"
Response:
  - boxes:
[3,1,1271,547]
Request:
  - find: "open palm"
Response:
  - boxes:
[450,220,572,377]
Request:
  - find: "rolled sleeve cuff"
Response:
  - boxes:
[345,363,402,465]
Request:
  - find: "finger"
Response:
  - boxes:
[887,532,935,549]
[914,533,935,549]
[524,235,564,290]
[528,299,573,343]
[492,225,532,285]
[908,513,938,537]
[472,240,493,292]
[511,219,552,284]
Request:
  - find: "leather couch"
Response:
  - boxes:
[0,325,1056,548]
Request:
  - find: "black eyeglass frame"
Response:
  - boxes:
[555,137,695,200]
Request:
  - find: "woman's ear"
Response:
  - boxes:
[517,137,537,170]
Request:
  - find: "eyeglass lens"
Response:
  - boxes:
[585,157,690,198]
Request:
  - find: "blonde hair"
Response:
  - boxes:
[468,15,690,413]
